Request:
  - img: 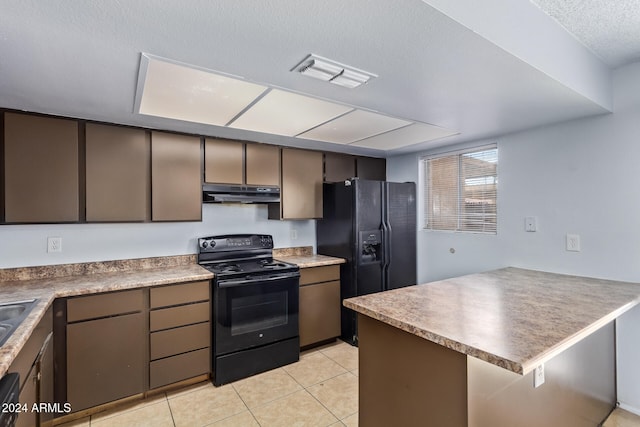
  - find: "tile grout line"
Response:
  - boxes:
[163,392,178,427]
[285,355,351,426]
[227,382,264,427]
[304,371,359,424]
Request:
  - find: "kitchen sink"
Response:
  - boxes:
[0,305,26,322]
[0,299,38,347]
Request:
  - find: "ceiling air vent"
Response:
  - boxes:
[292,54,377,88]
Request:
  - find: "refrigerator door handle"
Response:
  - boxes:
[383,182,392,290]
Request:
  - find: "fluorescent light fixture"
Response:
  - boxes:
[350,123,459,150]
[298,109,410,144]
[229,89,353,136]
[292,54,376,88]
[137,54,268,126]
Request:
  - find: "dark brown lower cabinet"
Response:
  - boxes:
[63,290,145,413]
[299,265,341,347]
[56,282,211,416]
[66,312,145,412]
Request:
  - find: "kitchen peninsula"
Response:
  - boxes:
[344,267,640,427]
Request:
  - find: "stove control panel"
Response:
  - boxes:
[198,234,273,253]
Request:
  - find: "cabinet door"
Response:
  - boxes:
[39,333,54,426]
[279,148,323,219]
[299,280,341,347]
[67,312,145,412]
[151,131,201,221]
[246,144,279,186]
[15,365,37,427]
[204,138,243,184]
[356,156,386,181]
[86,123,150,222]
[4,112,79,223]
[324,152,356,183]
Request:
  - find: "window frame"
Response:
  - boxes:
[421,144,498,234]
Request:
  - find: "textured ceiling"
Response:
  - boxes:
[0,0,619,155]
[530,0,640,68]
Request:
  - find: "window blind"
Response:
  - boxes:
[423,145,497,233]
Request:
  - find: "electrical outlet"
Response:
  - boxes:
[533,364,545,388]
[566,234,581,252]
[47,237,62,253]
[525,217,537,232]
[290,229,298,240]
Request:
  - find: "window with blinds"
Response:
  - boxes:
[422,145,497,233]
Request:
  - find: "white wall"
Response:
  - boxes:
[387,60,640,414]
[0,204,315,268]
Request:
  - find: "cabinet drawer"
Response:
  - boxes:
[150,281,210,309]
[149,348,210,389]
[300,265,340,285]
[67,289,144,322]
[299,280,341,347]
[150,322,210,360]
[150,302,210,332]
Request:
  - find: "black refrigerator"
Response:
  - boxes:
[316,178,417,345]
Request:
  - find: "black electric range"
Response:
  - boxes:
[198,234,300,386]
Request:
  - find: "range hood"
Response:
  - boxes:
[203,184,280,204]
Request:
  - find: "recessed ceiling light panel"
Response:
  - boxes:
[229,89,353,136]
[298,109,410,144]
[137,54,268,126]
[350,123,459,150]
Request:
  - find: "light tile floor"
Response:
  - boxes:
[57,340,359,427]
[604,408,640,427]
[53,338,640,427]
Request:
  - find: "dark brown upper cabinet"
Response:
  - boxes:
[269,148,323,220]
[3,112,79,223]
[151,131,202,221]
[205,138,280,187]
[246,143,280,186]
[204,138,243,185]
[324,152,356,183]
[356,156,386,181]
[85,124,150,222]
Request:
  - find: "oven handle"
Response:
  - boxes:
[217,272,300,288]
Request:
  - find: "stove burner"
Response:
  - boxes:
[215,263,242,273]
[259,260,288,268]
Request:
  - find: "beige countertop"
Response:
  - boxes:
[0,250,343,378]
[0,261,213,378]
[276,254,345,268]
[344,267,640,375]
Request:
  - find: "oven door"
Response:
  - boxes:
[214,271,299,356]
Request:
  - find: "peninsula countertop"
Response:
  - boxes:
[343,267,640,375]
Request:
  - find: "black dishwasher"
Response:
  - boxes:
[0,373,19,427]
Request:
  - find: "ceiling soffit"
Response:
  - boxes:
[0,0,617,155]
